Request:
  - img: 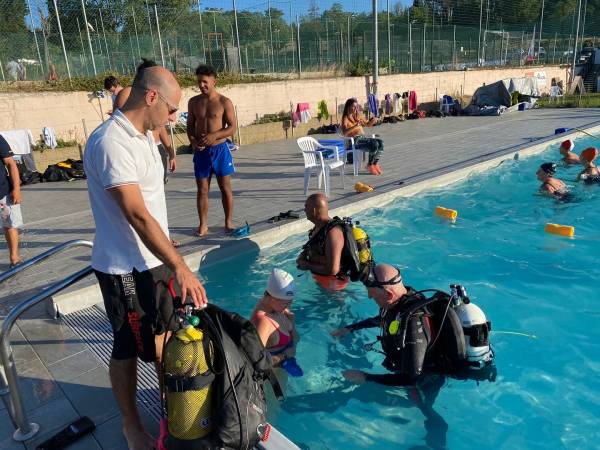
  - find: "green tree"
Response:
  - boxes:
[0,0,27,33]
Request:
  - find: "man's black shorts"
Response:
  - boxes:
[95,265,179,362]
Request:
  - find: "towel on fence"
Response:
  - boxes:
[368,94,379,117]
[317,100,329,121]
[409,91,418,111]
[298,103,311,123]
[42,126,58,149]
[0,129,35,155]
[384,94,393,115]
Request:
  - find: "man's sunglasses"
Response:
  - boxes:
[136,85,178,115]
[362,266,403,289]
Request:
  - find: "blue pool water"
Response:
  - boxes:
[201,138,600,449]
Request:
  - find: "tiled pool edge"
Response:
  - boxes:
[50,122,600,316]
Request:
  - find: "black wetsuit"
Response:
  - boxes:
[344,288,451,386]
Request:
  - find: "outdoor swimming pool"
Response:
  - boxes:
[200,137,600,449]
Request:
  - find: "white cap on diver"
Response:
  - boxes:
[266,268,296,301]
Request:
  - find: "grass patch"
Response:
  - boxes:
[538,93,600,108]
[0,72,281,94]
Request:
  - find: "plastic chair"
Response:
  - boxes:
[336,128,368,176]
[297,136,345,197]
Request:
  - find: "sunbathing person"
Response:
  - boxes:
[578,147,600,183]
[341,98,384,175]
[559,140,580,165]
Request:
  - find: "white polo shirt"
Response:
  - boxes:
[84,110,169,274]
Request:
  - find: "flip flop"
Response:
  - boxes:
[9,260,23,269]
[281,210,300,219]
[171,239,181,248]
[268,215,282,223]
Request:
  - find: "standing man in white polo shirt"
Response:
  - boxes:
[84,66,207,450]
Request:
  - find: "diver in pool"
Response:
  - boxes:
[331,264,494,385]
[251,268,302,376]
[559,140,580,165]
[578,147,600,184]
[537,162,570,199]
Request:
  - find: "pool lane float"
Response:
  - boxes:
[544,223,575,238]
[435,206,458,222]
[354,182,374,193]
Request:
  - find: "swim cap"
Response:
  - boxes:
[580,147,598,163]
[266,268,295,301]
[560,140,574,151]
[540,162,557,175]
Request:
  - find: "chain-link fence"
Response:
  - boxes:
[0,0,597,82]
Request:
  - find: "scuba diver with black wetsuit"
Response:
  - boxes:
[332,264,495,386]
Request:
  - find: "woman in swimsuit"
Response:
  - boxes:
[537,162,570,199]
[252,268,299,366]
[341,98,384,175]
[578,147,600,183]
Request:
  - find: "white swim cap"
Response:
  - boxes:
[266,268,295,301]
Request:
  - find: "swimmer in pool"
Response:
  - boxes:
[578,147,600,183]
[537,162,569,199]
[251,268,299,367]
[559,139,580,165]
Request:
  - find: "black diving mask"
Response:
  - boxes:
[363,266,403,288]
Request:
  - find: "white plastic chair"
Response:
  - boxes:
[336,128,369,176]
[297,136,345,197]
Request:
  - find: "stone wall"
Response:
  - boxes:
[0,66,568,145]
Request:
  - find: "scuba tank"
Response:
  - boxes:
[163,305,215,441]
[450,285,494,370]
[351,221,373,267]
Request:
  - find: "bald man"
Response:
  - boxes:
[84,66,207,450]
[332,264,446,385]
[296,193,349,291]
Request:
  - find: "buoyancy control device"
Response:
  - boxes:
[377,284,494,378]
[161,294,283,450]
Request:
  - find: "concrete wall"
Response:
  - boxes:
[0,66,568,143]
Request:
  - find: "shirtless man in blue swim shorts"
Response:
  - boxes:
[187,64,237,237]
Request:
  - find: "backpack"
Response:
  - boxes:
[43,164,71,182]
[201,304,282,450]
[16,161,42,185]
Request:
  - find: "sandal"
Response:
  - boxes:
[9,260,23,269]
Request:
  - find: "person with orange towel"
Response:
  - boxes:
[578,147,600,183]
[559,140,580,165]
[341,98,384,176]
[296,193,350,291]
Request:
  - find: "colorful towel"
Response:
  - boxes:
[368,94,378,117]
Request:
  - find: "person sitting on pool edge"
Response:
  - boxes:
[559,139,580,165]
[537,162,570,200]
[251,268,302,376]
[331,264,495,385]
[578,147,600,183]
[296,193,354,291]
[341,98,384,175]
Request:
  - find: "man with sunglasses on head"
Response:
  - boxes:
[331,263,452,386]
[84,65,207,450]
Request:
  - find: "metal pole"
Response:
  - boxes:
[347,16,351,65]
[268,0,274,72]
[154,4,165,66]
[52,0,71,80]
[26,0,44,75]
[372,0,378,96]
[132,6,142,60]
[553,31,557,64]
[387,0,391,74]
[232,0,243,73]
[538,0,545,62]
[571,0,582,83]
[520,31,524,66]
[76,18,89,76]
[581,0,588,45]
[197,0,207,61]
[477,0,483,66]
[453,25,456,70]
[99,9,112,71]
[0,61,5,82]
[296,14,302,76]
[408,12,412,72]
[128,32,137,69]
[146,1,157,62]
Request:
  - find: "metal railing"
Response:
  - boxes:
[0,239,93,285]
[0,240,93,441]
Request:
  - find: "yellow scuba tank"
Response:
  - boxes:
[352,225,372,265]
[163,324,214,440]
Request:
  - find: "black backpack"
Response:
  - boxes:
[201,304,282,450]
[43,164,70,182]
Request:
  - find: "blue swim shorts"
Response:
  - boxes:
[193,141,235,179]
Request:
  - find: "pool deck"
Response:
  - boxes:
[2,108,600,448]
